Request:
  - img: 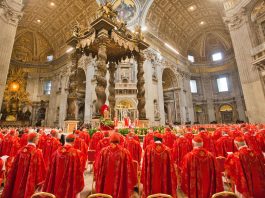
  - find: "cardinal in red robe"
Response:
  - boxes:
[225,137,265,198]
[183,131,194,147]
[256,129,265,152]
[0,130,20,157]
[198,130,216,154]
[95,133,137,198]
[41,130,61,167]
[143,130,154,150]
[89,131,104,150]
[215,131,236,157]
[43,134,85,198]
[79,129,90,146]
[19,128,29,148]
[96,131,110,156]
[141,133,177,198]
[244,131,262,154]
[124,132,142,164]
[163,128,177,149]
[73,130,88,170]
[2,132,47,198]
[181,137,223,198]
[172,136,192,167]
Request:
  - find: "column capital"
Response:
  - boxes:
[223,8,247,31]
[0,0,23,26]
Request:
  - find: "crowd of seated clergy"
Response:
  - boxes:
[0,123,264,198]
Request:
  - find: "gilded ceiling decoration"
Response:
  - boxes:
[18,0,99,51]
[146,0,229,54]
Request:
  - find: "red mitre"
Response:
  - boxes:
[9,130,15,135]
[110,133,120,143]
[100,104,109,116]
[28,132,38,141]
[51,130,57,136]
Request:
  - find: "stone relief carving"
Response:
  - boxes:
[223,8,247,30]
[0,0,23,25]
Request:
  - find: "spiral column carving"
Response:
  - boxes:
[137,52,146,119]
[95,43,107,116]
[108,62,116,120]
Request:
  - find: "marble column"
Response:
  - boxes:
[224,7,265,123]
[108,62,116,120]
[0,0,23,109]
[136,52,146,119]
[156,65,165,124]
[95,44,107,117]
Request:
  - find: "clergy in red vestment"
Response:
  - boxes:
[141,133,177,198]
[96,131,110,155]
[74,130,88,154]
[172,135,192,167]
[225,137,265,198]
[243,130,262,154]
[95,133,137,198]
[0,130,20,157]
[181,137,223,198]
[2,132,47,198]
[163,128,177,149]
[41,130,61,167]
[215,131,236,157]
[89,130,104,150]
[19,128,29,148]
[198,130,216,154]
[127,130,140,142]
[143,130,154,150]
[124,132,142,164]
[183,131,194,147]
[79,129,90,146]
[43,134,85,198]
[256,129,265,152]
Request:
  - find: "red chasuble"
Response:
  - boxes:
[41,136,61,167]
[143,132,154,150]
[225,147,265,198]
[96,137,110,156]
[198,131,216,154]
[181,148,223,198]
[19,133,29,148]
[79,131,90,146]
[163,131,177,149]
[244,132,262,154]
[43,145,85,198]
[95,144,137,198]
[215,135,236,157]
[184,132,194,147]
[0,135,20,157]
[2,144,47,198]
[124,137,142,164]
[172,137,192,167]
[89,131,104,150]
[141,143,177,198]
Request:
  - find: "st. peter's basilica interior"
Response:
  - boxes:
[0,0,265,129]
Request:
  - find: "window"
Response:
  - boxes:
[44,80,52,95]
[188,55,195,63]
[217,77,228,92]
[212,52,222,61]
[190,80,197,93]
[47,55,53,62]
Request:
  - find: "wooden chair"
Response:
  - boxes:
[147,194,173,198]
[31,192,56,198]
[211,191,238,198]
[87,193,113,198]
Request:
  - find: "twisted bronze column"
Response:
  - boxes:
[136,52,146,119]
[95,44,107,117]
[108,62,116,120]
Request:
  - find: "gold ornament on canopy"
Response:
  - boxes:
[2,67,31,121]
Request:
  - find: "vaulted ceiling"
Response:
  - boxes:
[146,0,231,55]
[14,0,233,63]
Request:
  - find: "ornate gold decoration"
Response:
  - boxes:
[67,1,149,119]
[3,67,31,121]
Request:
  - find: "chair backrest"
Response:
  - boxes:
[31,192,56,198]
[147,194,173,198]
[88,150,96,162]
[87,193,113,198]
[211,191,239,198]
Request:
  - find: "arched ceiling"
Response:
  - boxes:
[145,0,231,55]
[18,0,99,53]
